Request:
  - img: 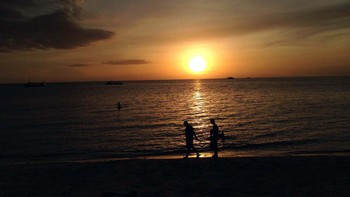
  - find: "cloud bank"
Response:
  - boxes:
[104,59,151,65]
[68,63,91,67]
[125,2,350,46]
[0,0,114,52]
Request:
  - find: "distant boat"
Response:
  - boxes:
[24,81,45,87]
[105,81,123,85]
[227,77,234,79]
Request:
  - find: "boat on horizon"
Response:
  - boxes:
[105,81,123,85]
[24,81,45,87]
[227,77,234,79]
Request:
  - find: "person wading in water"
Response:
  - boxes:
[210,119,220,158]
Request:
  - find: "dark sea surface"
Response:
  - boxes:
[1,77,350,163]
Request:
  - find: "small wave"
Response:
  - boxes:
[251,129,289,139]
[289,149,350,155]
[225,138,321,150]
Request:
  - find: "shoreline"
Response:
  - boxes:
[1,155,350,196]
[3,149,350,166]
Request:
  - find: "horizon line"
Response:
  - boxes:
[1,75,350,85]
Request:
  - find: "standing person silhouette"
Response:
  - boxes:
[210,119,219,158]
[183,121,200,159]
[117,102,121,110]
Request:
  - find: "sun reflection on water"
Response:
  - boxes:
[191,81,207,118]
[189,80,211,147]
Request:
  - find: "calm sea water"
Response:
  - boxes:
[1,77,350,163]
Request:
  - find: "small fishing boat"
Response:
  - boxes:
[227,77,234,79]
[24,81,45,87]
[105,81,123,85]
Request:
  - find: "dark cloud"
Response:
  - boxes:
[0,0,114,52]
[0,0,35,7]
[68,59,151,67]
[0,4,25,20]
[68,63,91,67]
[104,59,151,65]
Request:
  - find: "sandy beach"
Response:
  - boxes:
[1,156,350,196]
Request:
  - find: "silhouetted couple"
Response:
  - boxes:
[183,119,222,159]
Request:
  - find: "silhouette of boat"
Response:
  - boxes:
[24,81,45,87]
[227,77,234,79]
[105,81,123,85]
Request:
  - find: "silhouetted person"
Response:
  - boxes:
[210,119,219,158]
[117,102,121,110]
[184,121,200,159]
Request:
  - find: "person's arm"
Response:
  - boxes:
[193,129,198,140]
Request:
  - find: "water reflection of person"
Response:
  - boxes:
[210,119,219,158]
[184,121,200,159]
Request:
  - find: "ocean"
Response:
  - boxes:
[1,77,350,163]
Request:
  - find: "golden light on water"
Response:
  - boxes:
[191,81,208,127]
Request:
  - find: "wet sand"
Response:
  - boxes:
[1,156,350,196]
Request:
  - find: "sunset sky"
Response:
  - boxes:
[1,0,349,83]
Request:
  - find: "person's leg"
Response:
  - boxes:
[192,146,200,158]
[184,145,190,159]
[213,149,218,158]
[212,141,218,158]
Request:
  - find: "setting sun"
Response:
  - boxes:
[189,56,206,73]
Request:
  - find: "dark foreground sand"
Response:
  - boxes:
[1,156,350,196]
